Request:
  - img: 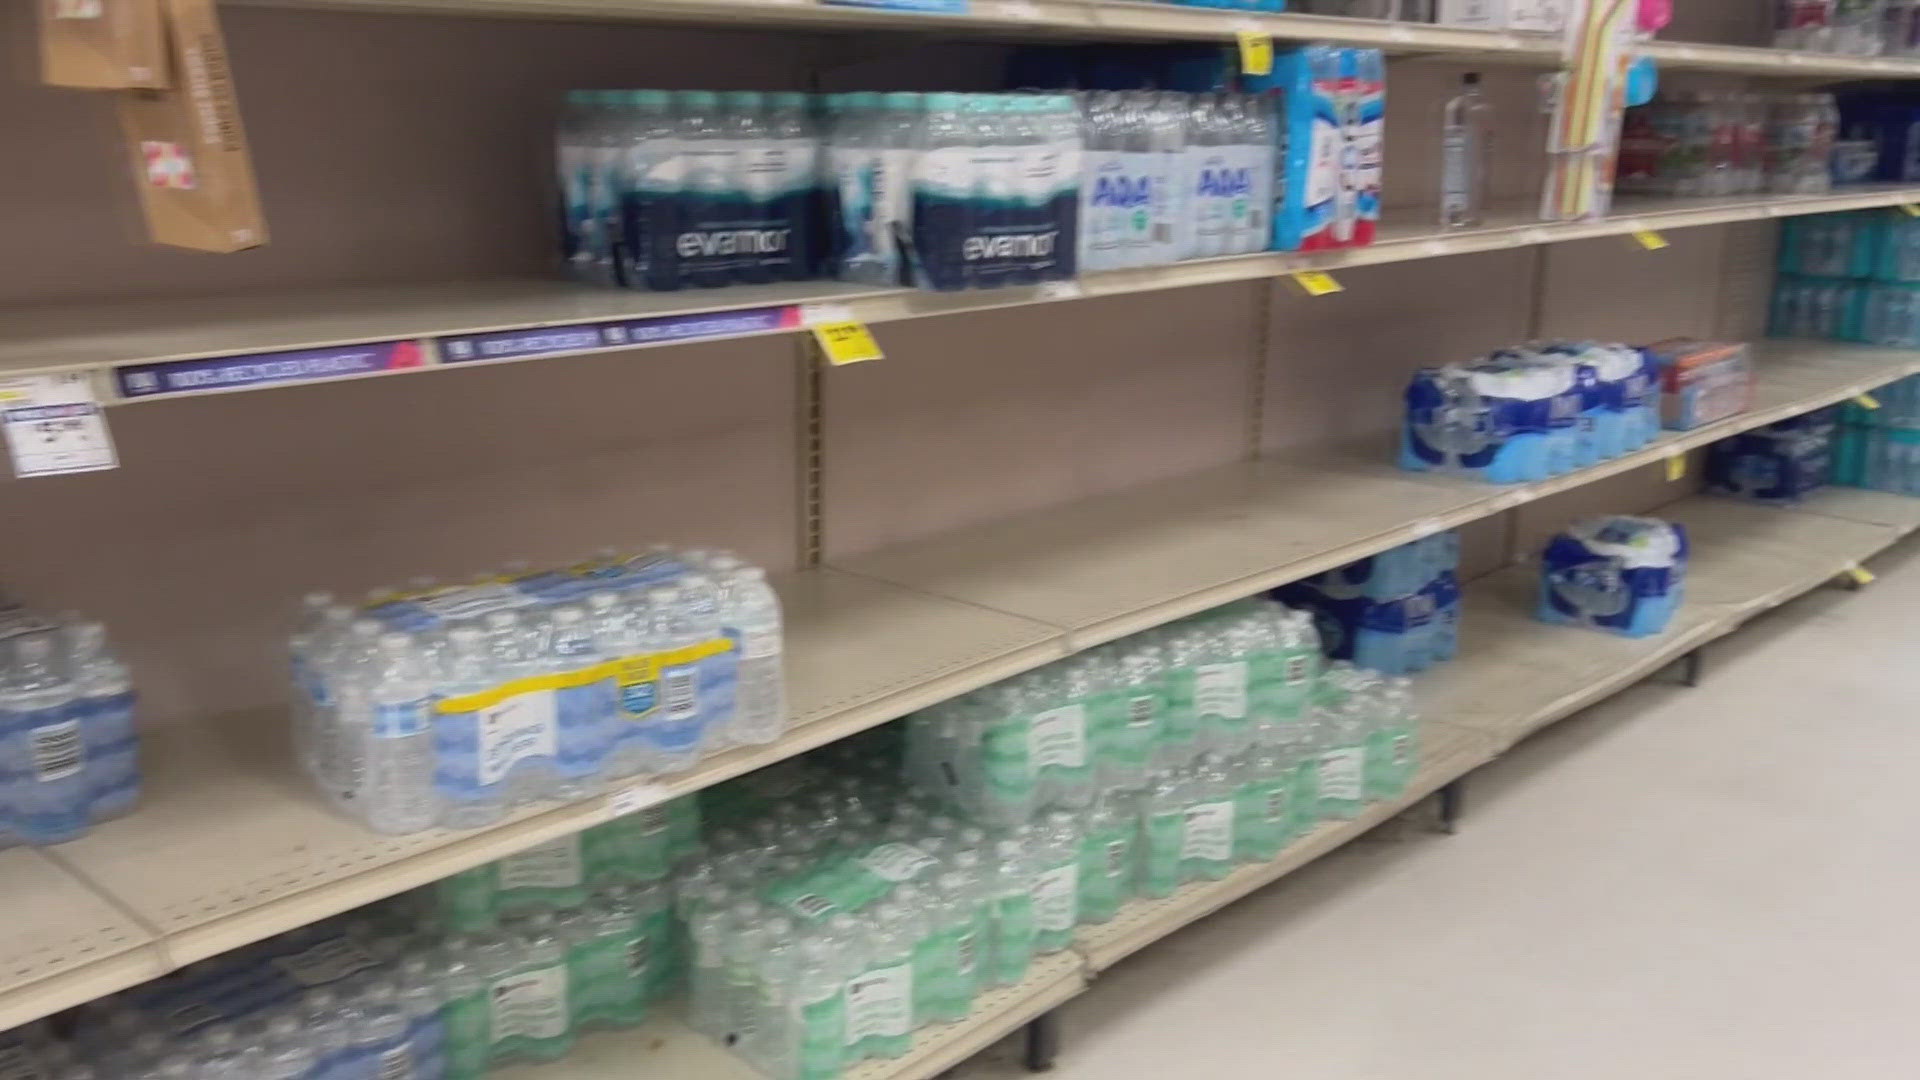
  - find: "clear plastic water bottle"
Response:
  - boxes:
[1137,766,1189,898]
[63,620,139,823]
[912,93,975,292]
[1183,753,1239,882]
[364,632,438,835]
[846,901,915,1061]
[0,632,88,844]
[725,567,786,745]
[1027,812,1081,954]
[548,606,612,801]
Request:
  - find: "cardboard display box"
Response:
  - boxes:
[40,0,167,90]
[114,0,268,252]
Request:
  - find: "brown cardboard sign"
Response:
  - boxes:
[39,0,167,90]
[114,0,267,253]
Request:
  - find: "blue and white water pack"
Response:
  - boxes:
[1537,516,1688,638]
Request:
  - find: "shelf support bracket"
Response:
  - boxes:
[798,334,825,569]
[1024,1010,1061,1072]
[1436,778,1466,835]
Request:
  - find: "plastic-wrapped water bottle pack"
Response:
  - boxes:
[1707,409,1837,505]
[1772,211,1920,346]
[1400,340,1661,485]
[1834,374,1920,494]
[16,808,696,1080]
[1537,516,1689,639]
[0,602,140,847]
[1274,531,1461,675]
[289,546,785,836]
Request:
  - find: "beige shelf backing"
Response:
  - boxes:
[837,342,1920,650]
[45,568,1059,973]
[486,952,1084,1080]
[1073,720,1494,972]
[6,192,1920,398]
[0,848,164,1032]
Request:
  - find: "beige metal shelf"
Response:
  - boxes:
[0,848,164,1032]
[0,344,1911,1032]
[836,340,1920,650]
[5,192,1918,402]
[485,952,1085,1080]
[1641,39,1920,79]
[41,569,1059,974]
[1428,488,1917,753]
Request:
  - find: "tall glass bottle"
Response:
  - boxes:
[1439,73,1493,229]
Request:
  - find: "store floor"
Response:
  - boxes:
[971,537,1920,1080]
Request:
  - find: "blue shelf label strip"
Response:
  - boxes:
[437,304,801,364]
[116,339,428,399]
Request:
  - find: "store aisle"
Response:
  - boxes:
[972,538,1920,1080]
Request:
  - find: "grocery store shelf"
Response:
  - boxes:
[1073,719,1493,972]
[236,0,1556,54]
[837,340,1920,649]
[0,342,1908,1030]
[1641,39,1920,79]
[1429,488,1917,753]
[6,193,1918,403]
[486,952,1085,1080]
[1078,485,1920,974]
[38,569,1058,972]
[0,849,164,1032]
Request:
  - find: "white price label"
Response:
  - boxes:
[1194,661,1248,720]
[478,690,557,785]
[605,782,671,821]
[1028,705,1088,769]
[0,372,117,478]
[498,837,584,890]
[1180,801,1234,862]
[844,964,912,1043]
[1030,863,1078,933]
[798,302,856,327]
[489,966,569,1042]
[858,842,938,883]
[1318,747,1364,801]
[1038,280,1083,300]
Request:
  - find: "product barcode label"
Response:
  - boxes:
[1127,694,1157,727]
[956,931,977,974]
[378,1046,414,1080]
[29,720,82,782]
[859,842,937,883]
[1393,733,1412,765]
[1105,839,1129,877]
[742,628,780,660]
[1284,655,1312,686]
[637,803,670,834]
[787,893,837,919]
[662,665,699,721]
[1266,787,1288,823]
[627,935,652,977]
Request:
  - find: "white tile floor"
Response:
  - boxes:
[971,537,1920,1080]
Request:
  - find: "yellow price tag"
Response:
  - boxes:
[1664,453,1686,482]
[811,320,884,366]
[1237,31,1274,77]
[1290,270,1342,296]
[1846,564,1876,585]
[1901,204,1920,217]
[1633,230,1669,250]
[1854,392,1882,409]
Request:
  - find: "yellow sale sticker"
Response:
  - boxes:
[1237,31,1273,76]
[812,321,884,366]
[1846,564,1876,585]
[1633,230,1670,250]
[1290,270,1342,296]
[1664,453,1686,482]
[1901,204,1920,217]
[1854,392,1882,409]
